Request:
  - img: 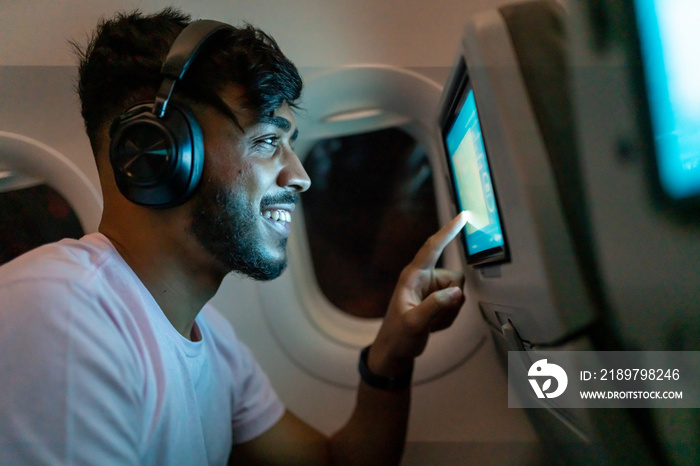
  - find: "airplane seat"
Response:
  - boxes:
[498,1,601,303]
[503,4,668,463]
[566,1,700,464]
[440,0,599,361]
[567,0,700,353]
[498,0,637,357]
[0,131,102,264]
[437,1,666,463]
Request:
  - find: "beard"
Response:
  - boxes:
[189,180,294,281]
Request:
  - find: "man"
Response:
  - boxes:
[0,8,467,465]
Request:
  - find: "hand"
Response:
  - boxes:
[368,212,468,378]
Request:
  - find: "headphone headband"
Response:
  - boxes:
[154,20,233,117]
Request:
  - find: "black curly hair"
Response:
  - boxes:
[73,7,303,153]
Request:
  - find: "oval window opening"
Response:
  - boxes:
[302,127,440,319]
[0,183,84,265]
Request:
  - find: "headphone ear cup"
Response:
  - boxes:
[109,102,204,208]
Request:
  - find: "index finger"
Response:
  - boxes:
[411,211,468,270]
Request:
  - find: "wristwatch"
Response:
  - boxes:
[358,346,413,391]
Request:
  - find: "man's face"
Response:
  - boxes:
[188,84,311,280]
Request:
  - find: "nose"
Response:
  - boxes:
[278,148,311,193]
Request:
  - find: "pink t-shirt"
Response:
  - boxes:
[0,233,284,465]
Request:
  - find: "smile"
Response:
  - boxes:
[261,209,292,225]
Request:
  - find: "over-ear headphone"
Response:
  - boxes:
[109,20,233,208]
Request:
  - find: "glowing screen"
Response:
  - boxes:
[635,0,700,200]
[445,86,505,261]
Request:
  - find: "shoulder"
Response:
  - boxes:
[0,232,149,315]
[0,234,147,383]
[0,235,152,411]
[0,233,115,287]
[0,236,148,463]
[0,234,112,321]
[0,233,149,369]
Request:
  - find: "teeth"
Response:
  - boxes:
[261,209,291,224]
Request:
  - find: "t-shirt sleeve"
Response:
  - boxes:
[0,279,144,465]
[200,307,285,445]
[229,340,286,444]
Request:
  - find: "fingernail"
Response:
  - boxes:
[446,286,462,300]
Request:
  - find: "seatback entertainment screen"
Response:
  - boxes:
[443,81,507,265]
[634,0,700,205]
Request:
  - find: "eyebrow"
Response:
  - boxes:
[201,95,299,141]
[259,114,299,142]
[259,115,291,132]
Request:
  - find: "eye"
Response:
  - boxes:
[256,136,279,147]
[252,136,280,155]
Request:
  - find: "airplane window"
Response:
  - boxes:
[302,128,440,318]
[0,184,84,265]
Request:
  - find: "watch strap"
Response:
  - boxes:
[358,345,413,391]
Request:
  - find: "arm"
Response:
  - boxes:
[230,212,468,466]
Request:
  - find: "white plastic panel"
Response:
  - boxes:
[0,131,103,233]
[442,8,597,344]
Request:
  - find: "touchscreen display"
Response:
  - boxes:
[444,84,506,264]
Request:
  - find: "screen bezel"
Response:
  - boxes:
[440,62,509,266]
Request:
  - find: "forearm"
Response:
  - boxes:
[232,214,467,465]
[328,381,411,466]
[229,382,410,466]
